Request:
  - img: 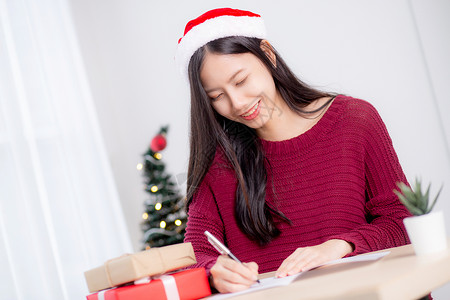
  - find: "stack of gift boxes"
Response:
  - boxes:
[84,243,211,300]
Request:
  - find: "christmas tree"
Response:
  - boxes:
[139,126,187,249]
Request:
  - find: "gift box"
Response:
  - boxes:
[85,243,197,293]
[86,268,211,300]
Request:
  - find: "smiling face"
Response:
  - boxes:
[199,51,281,131]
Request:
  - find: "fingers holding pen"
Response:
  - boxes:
[211,255,259,293]
[243,261,259,275]
[214,255,258,283]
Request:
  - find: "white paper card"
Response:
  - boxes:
[208,251,390,299]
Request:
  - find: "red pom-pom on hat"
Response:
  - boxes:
[175,8,267,80]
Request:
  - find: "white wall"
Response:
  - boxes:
[68,0,450,297]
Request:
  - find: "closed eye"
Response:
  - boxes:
[236,77,247,86]
[211,93,223,101]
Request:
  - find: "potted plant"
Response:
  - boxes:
[394,179,447,255]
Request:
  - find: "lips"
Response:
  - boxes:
[241,101,261,120]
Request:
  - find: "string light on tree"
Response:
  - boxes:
[140,125,188,249]
[160,221,166,229]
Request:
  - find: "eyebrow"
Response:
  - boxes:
[204,69,244,93]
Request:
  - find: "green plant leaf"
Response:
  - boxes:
[404,201,425,216]
[393,180,444,216]
[424,184,431,211]
[416,180,428,213]
[399,183,418,206]
[394,189,424,215]
[427,184,443,214]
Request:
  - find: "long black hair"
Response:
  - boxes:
[186,36,332,245]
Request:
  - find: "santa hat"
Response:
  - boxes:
[175,8,267,80]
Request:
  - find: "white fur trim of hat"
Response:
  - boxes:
[175,8,267,81]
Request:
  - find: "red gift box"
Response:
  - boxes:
[86,268,211,300]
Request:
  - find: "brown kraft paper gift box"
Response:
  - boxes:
[84,242,196,293]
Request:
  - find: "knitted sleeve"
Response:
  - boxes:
[332,100,411,255]
[184,173,224,274]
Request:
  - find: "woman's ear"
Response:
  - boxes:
[260,40,277,67]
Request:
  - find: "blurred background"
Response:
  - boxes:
[0,0,449,298]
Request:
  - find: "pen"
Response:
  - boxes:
[204,230,260,284]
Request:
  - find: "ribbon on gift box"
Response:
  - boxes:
[134,274,180,300]
[96,288,114,300]
[86,268,211,300]
[158,275,181,300]
[96,275,180,300]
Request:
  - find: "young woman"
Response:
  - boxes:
[175,8,411,293]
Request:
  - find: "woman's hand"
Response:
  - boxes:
[210,255,259,293]
[275,239,353,278]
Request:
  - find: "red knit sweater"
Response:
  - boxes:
[185,95,411,274]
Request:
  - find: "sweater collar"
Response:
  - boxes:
[259,94,345,156]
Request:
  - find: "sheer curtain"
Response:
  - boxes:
[0,0,132,299]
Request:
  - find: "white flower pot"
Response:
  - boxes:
[403,211,448,256]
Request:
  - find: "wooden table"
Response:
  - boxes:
[222,242,450,300]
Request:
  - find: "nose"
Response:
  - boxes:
[228,90,249,114]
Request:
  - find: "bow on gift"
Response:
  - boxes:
[134,275,180,300]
